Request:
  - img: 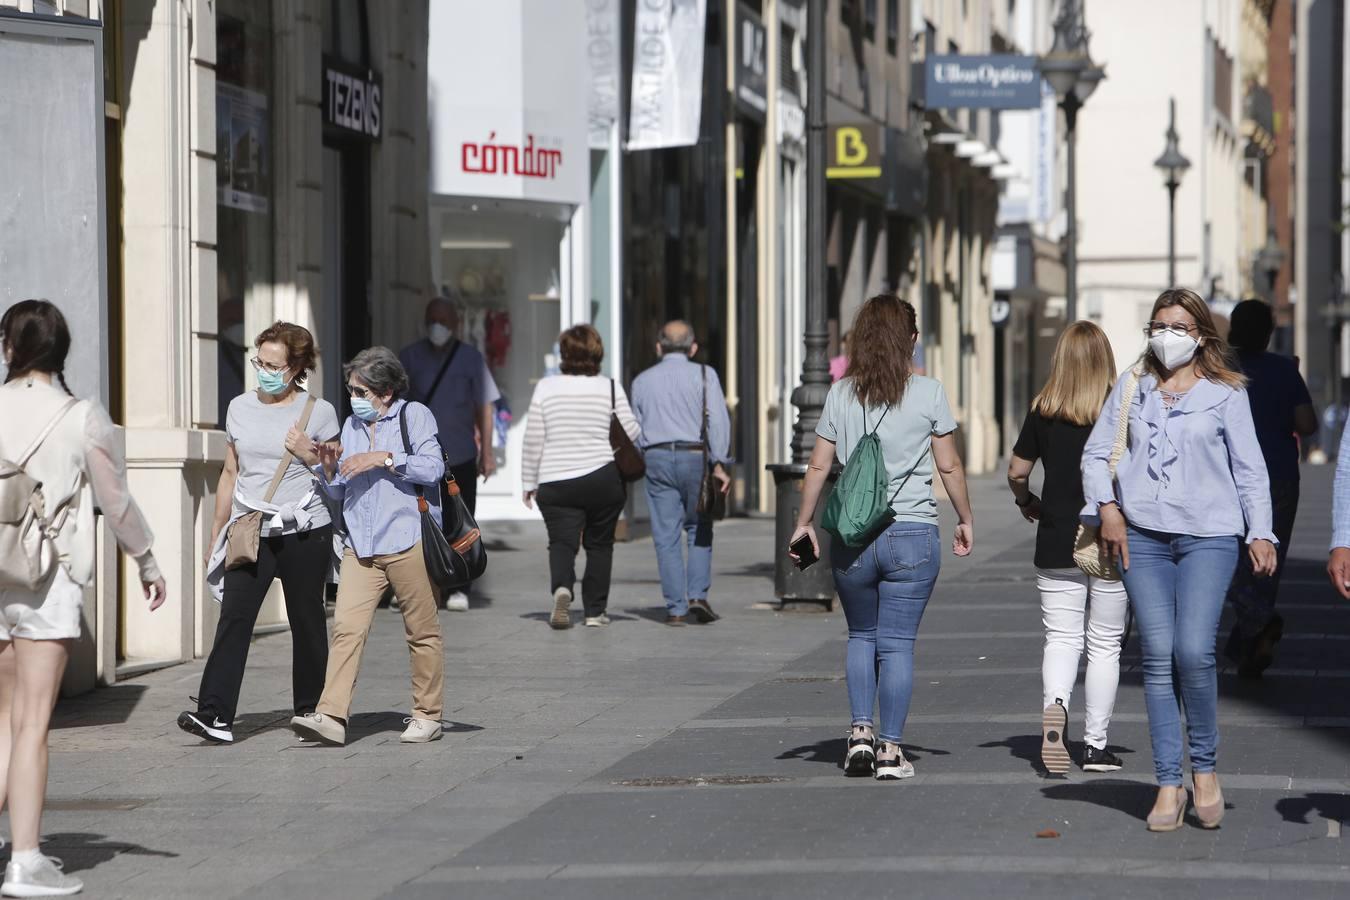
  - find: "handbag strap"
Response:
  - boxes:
[400,401,450,501]
[1106,367,1141,478]
[262,395,316,504]
[611,377,616,412]
[423,339,461,403]
[16,398,79,468]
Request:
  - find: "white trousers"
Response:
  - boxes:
[1038,567,1129,749]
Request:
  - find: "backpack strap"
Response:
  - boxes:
[17,399,79,468]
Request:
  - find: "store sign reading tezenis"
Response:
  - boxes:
[323,57,382,141]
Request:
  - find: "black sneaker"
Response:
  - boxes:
[1041,699,1070,775]
[1081,745,1123,772]
[844,732,875,777]
[178,710,233,744]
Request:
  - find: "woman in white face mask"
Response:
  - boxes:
[1081,288,1277,833]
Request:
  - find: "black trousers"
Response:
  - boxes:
[536,464,626,617]
[197,526,333,725]
[443,458,478,518]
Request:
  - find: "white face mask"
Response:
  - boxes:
[1149,331,1200,370]
[427,323,453,347]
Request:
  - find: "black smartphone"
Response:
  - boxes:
[789,534,818,570]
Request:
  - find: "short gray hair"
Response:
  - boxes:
[343,346,409,399]
[657,320,695,354]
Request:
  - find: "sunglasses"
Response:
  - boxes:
[346,384,373,399]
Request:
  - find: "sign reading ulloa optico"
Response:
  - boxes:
[925,54,1041,110]
[323,57,382,141]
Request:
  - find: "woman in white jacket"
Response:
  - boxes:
[0,300,165,897]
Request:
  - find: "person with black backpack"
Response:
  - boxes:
[789,295,973,781]
[400,297,499,611]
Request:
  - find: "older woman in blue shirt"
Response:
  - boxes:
[1083,289,1277,833]
[289,347,447,747]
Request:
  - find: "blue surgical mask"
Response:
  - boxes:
[256,369,290,396]
[351,397,379,422]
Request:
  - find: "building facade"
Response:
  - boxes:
[2,0,433,684]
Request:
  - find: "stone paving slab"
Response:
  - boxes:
[19,467,1350,898]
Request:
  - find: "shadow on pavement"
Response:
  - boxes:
[517,611,642,625]
[981,734,1138,776]
[1040,780,1155,823]
[778,739,951,768]
[52,685,148,730]
[1275,793,1350,825]
[42,832,178,874]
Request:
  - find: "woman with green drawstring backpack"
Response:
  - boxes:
[789,295,974,781]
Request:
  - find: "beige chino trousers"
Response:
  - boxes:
[316,543,444,722]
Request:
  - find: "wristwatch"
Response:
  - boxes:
[383,452,395,470]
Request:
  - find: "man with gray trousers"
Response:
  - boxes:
[630,321,732,625]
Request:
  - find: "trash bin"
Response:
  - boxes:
[766,462,840,608]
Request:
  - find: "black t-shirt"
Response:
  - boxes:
[1012,410,1093,569]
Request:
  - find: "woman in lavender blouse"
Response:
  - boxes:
[1082,289,1277,833]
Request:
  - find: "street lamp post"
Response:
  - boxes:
[1153,97,1190,289]
[768,0,835,607]
[1039,0,1105,324]
[1254,224,1285,303]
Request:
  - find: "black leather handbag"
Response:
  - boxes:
[696,365,728,521]
[400,405,487,590]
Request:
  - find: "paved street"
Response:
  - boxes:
[39,466,1350,899]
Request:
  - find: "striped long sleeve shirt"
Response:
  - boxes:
[521,374,641,492]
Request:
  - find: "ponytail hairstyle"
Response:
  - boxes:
[1,299,74,396]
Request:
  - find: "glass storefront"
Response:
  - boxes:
[430,201,568,511]
[215,0,275,426]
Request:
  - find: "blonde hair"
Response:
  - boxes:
[1031,321,1117,426]
[1143,288,1246,389]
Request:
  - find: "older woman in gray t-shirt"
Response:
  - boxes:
[179,322,340,745]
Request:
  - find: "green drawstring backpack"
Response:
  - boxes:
[822,406,908,547]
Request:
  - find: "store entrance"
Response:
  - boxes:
[321,142,370,400]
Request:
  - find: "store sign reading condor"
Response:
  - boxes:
[461,133,565,181]
[323,58,382,141]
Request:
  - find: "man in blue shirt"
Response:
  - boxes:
[400,298,500,611]
[1225,299,1317,676]
[631,321,731,626]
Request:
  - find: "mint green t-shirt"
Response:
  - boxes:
[815,375,958,524]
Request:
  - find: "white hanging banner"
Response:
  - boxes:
[586,0,622,149]
[627,0,707,150]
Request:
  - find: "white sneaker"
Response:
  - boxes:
[290,712,345,746]
[584,614,611,627]
[549,587,573,630]
[2,855,82,897]
[400,717,443,743]
[444,592,470,612]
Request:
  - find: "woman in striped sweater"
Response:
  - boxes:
[522,325,641,629]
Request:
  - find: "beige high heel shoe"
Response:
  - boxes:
[1146,787,1188,833]
[1193,774,1224,829]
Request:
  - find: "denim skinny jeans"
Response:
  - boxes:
[1121,526,1239,786]
[832,522,941,744]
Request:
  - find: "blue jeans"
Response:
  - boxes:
[832,522,941,744]
[1121,526,1239,786]
[644,449,713,616]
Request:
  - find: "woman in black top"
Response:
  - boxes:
[1008,321,1127,775]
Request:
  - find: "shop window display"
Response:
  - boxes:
[215,2,275,427]
[432,206,564,478]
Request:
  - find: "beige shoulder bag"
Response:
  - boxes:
[224,396,317,571]
[1072,367,1140,580]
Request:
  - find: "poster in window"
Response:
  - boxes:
[216,83,270,214]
